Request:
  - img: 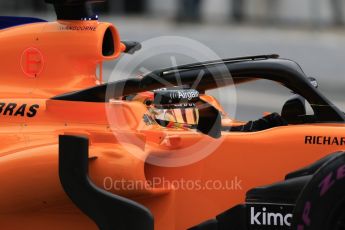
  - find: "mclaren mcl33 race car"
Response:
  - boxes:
[1,1,345,230]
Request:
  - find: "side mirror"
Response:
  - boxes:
[281,95,306,124]
[122,41,142,55]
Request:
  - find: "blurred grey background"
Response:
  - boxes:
[1,0,345,120]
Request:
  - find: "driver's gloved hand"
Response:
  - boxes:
[229,113,288,132]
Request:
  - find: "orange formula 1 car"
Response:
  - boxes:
[1,1,345,230]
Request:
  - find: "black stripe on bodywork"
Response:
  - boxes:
[59,135,154,230]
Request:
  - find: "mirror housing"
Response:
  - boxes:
[281,95,306,124]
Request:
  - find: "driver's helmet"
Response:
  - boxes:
[128,87,200,129]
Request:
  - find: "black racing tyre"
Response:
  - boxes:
[291,152,345,230]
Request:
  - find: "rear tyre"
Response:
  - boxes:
[291,152,345,230]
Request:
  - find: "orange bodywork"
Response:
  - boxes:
[0,20,123,98]
[0,19,344,230]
